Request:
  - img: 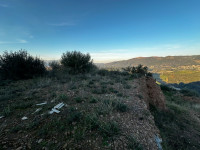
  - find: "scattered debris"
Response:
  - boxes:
[155,135,163,150]
[49,108,60,114]
[36,102,47,106]
[21,116,28,120]
[32,108,42,114]
[0,116,4,119]
[54,102,65,109]
[49,102,64,114]
[38,139,43,143]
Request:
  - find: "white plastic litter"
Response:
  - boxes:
[0,116,4,119]
[32,108,42,114]
[36,102,47,106]
[49,108,60,114]
[49,102,64,114]
[54,102,65,109]
[155,135,163,150]
[22,116,28,120]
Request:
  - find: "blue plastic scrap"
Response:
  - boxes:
[155,135,163,150]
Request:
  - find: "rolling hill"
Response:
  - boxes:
[98,55,200,72]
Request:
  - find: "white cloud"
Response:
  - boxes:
[17,39,28,43]
[0,39,28,44]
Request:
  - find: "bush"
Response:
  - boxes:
[180,89,199,97]
[48,61,61,77]
[49,61,60,71]
[61,51,95,74]
[122,64,152,77]
[0,50,46,80]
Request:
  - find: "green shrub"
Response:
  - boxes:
[49,61,61,72]
[67,109,82,124]
[160,85,173,91]
[180,89,199,97]
[61,51,96,74]
[0,50,46,80]
[123,64,152,77]
[115,101,128,112]
[97,69,109,76]
[74,97,83,103]
[100,121,120,137]
[89,97,98,103]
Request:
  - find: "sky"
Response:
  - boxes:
[0,0,200,63]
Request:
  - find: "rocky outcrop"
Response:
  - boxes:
[139,76,166,110]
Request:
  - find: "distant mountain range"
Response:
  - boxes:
[97,55,200,71]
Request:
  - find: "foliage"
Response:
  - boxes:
[180,88,199,97]
[150,88,200,150]
[61,51,96,74]
[0,50,46,80]
[49,61,60,71]
[123,64,152,76]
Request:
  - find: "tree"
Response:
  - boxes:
[0,50,46,80]
[61,51,95,74]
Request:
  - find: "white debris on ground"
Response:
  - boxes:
[49,102,65,114]
[36,101,47,106]
[21,116,28,120]
[32,108,42,114]
[0,116,4,119]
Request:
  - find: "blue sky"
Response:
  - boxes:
[0,0,200,63]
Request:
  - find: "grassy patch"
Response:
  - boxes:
[150,87,200,150]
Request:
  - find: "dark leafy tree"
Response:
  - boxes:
[0,50,46,80]
[61,51,95,74]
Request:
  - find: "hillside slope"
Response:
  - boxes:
[99,55,200,71]
[0,74,165,150]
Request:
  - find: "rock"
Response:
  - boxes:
[139,77,166,110]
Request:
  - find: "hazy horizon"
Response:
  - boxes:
[0,0,200,63]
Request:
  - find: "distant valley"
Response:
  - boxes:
[97,55,200,84]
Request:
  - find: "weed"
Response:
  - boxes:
[67,109,82,124]
[59,94,69,101]
[115,101,128,112]
[89,80,94,85]
[85,114,100,130]
[126,135,143,150]
[2,105,12,117]
[136,94,143,99]
[100,121,120,138]
[74,97,83,103]
[12,101,33,110]
[109,87,118,93]
[10,125,23,133]
[117,93,123,97]
[89,97,98,103]
[73,125,87,142]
